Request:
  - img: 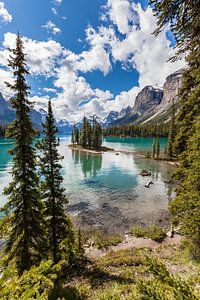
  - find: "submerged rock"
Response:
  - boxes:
[139,169,151,176]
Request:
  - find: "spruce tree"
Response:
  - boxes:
[92,117,102,149]
[37,100,74,264]
[151,0,200,255]
[156,138,160,159]
[80,116,87,148]
[152,138,156,158]
[170,117,200,259]
[167,100,176,159]
[3,34,45,275]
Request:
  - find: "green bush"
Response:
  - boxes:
[83,230,123,249]
[129,225,166,242]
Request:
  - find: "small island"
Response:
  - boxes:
[69,116,113,153]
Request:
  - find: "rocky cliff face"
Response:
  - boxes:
[106,69,184,126]
[160,69,184,106]
[133,86,163,115]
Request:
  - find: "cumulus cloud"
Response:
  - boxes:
[54,0,63,5]
[2,32,63,76]
[102,0,138,34]
[108,3,185,87]
[64,45,111,75]
[0,2,12,23]
[0,69,13,99]
[43,87,57,93]
[42,20,61,35]
[52,7,58,15]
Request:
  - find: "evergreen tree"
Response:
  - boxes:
[167,100,176,159]
[37,100,74,264]
[92,118,102,149]
[151,0,200,255]
[3,34,45,275]
[170,117,200,259]
[156,138,160,159]
[152,138,156,158]
[76,227,85,259]
[86,119,92,148]
[80,116,87,148]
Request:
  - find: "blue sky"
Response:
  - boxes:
[0,0,184,122]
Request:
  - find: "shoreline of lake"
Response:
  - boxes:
[68,143,179,167]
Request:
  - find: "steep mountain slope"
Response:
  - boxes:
[0,94,72,132]
[107,69,184,126]
[0,93,43,130]
[142,69,184,124]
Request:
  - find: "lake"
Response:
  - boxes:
[0,136,175,233]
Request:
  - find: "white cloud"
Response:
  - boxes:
[104,0,138,34]
[42,20,61,35]
[0,2,12,23]
[0,69,14,99]
[64,45,111,75]
[54,0,63,5]
[2,32,63,76]
[43,87,57,93]
[52,7,58,15]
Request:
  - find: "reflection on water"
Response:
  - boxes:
[0,135,175,232]
[71,149,102,178]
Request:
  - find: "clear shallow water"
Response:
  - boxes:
[0,136,174,232]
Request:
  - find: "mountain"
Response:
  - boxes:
[142,69,184,124]
[0,94,72,133]
[0,93,43,130]
[57,119,72,133]
[103,106,132,127]
[106,69,184,127]
[0,93,15,125]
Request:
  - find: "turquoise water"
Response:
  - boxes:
[104,136,168,152]
[0,136,174,232]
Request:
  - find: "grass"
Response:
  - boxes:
[1,241,200,299]
[129,225,167,242]
[83,229,123,249]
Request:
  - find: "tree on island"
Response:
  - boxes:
[37,100,75,264]
[72,116,102,149]
[3,34,45,275]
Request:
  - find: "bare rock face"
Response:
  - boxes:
[160,69,184,107]
[133,86,163,116]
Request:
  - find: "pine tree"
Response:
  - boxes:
[3,34,45,275]
[151,0,200,255]
[156,138,160,159]
[37,100,74,264]
[167,100,176,159]
[86,119,92,148]
[170,117,200,259]
[152,138,156,158]
[92,117,102,149]
[76,227,85,259]
[80,116,87,148]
